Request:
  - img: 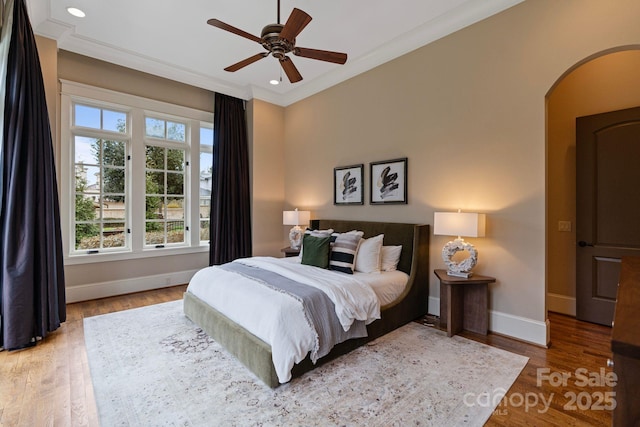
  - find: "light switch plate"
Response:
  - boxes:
[558,221,572,232]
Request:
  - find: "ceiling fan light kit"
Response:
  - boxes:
[207,0,347,83]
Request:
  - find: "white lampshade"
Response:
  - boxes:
[433,211,486,277]
[433,212,486,238]
[283,209,310,226]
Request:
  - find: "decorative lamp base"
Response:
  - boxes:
[441,238,478,277]
[289,225,304,249]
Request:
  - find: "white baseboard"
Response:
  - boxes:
[428,296,549,347]
[546,293,576,316]
[428,296,440,316]
[489,309,549,347]
[65,269,199,303]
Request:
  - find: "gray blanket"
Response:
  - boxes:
[220,262,367,362]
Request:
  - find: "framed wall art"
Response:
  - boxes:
[370,158,407,204]
[334,164,364,205]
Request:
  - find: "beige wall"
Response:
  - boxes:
[247,99,286,256]
[35,36,58,159]
[36,0,640,344]
[546,50,640,315]
[282,0,640,343]
[58,50,214,112]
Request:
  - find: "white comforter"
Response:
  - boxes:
[186,256,381,383]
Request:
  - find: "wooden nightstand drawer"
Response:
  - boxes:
[281,247,300,258]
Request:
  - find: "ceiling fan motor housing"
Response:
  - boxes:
[261,24,294,59]
[207,6,346,83]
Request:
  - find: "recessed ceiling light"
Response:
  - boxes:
[67,7,86,18]
[269,79,279,85]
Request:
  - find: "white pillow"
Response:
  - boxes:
[381,245,402,271]
[355,234,384,273]
[330,230,364,241]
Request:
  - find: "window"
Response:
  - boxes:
[72,104,129,253]
[144,117,187,246]
[145,117,186,142]
[60,81,213,262]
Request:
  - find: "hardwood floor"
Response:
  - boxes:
[0,286,613,426]
[455,314,613,426]
[0,285,187,427]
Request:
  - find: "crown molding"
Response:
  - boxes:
[278,0,524,106]
[31,0,523,107]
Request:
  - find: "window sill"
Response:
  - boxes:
[64,244,209,266]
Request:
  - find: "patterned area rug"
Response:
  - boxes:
[84,300,528,426]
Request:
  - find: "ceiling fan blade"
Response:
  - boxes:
[294,47,347,65]
[224,53,269,72]
[207,18,262,44]
[279,8,312,42]
[279,56,303,83]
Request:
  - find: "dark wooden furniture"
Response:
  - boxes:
[435,269,495,337]
[611,256,640,427]
[280,247,300,257]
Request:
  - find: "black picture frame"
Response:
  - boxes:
[370,158,408,204]
[334,164,364,205]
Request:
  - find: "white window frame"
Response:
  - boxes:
[199,122,214,243]
[69,99,131,254]
[143,113,190,248]
[60,80,213,265]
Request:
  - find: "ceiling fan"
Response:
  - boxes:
[207,0,347,83]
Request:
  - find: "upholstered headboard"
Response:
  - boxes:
[308,219,430,337]
[309,219,426,275]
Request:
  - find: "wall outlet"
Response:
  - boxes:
[558,220,572,232]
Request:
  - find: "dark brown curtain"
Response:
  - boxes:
[209,93,252,265]
[0,0,66,350]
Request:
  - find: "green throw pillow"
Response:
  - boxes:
[301,234,331,269]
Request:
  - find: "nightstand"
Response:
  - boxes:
[434,269,496,337]
[281,247,300,257]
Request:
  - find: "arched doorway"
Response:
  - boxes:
[546,48,640,320]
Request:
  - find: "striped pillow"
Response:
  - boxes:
[329,233,363,274]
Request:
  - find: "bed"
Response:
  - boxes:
[183,219,430,387]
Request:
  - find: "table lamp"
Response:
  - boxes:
[283,208,310,249]
[433,210,486,277]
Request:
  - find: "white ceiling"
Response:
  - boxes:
[28,0,522,107]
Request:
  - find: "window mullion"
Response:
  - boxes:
[130,109,146,253]
[190,119,201,248]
